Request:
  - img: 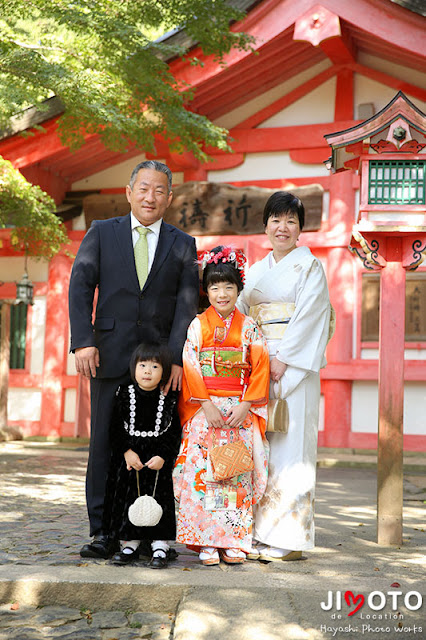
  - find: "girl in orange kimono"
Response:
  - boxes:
[173,246,269,566]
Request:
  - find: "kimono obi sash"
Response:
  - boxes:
[199,347,250,391]
[249,302,295,340]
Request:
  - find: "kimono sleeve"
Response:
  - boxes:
[276,258,330,373]
[181,317,211,403]
[241,318,269,406]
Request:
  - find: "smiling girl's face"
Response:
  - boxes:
[207,280,239,318]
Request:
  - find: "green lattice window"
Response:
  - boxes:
[10,303,28,369]
[368,160,425,205]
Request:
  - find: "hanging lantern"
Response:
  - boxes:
[16,270,33,305]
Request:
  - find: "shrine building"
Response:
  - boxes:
[0,0,425,450]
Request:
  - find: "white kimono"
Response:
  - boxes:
[237,246,331,550]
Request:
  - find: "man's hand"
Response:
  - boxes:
[163,364,183,395]
[270,356,287,383]
[75,346,100,379]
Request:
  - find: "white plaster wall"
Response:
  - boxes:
[259,77,336,128]
[72,153,147,190]
[208,151,329,183]
[357,53,426,113]
[66,325,77,375]
[64,388,76,423]
[352,381,426,435]
[72,155,184,191]
[72,211,86,231]
[8,389,41,421]
[361,349,426,360]
[0,257,48,282]
[30,296,46,375]
[354,74,426,119]
[215,60,331,129]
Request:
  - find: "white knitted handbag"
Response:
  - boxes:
[128,470,163,527]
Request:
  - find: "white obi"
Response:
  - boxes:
[249,302,295,340]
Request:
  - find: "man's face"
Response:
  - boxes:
[126,168,173,226]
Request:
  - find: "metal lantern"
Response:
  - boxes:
[16,270,34,305]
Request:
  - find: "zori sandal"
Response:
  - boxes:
[259,547,302,562]
[199,547,220,566]
[219,548,246,564]
[246,542,267,560]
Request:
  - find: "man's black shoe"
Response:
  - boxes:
[80,535,118,559]
[109,547,140,565]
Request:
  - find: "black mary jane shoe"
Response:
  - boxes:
[149,549,168,569]
[109,547,140,565]
[148,547,179,569]
[80,535,118,559]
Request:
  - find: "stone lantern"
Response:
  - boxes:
[325,91,426,546]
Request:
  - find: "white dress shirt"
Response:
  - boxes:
[130,213,162,271]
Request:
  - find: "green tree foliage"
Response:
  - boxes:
[0,0,254,259]
[0,0,255,158]
[0,157,68,259]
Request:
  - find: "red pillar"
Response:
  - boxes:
[323,171,354,447]
[377,238,404,545]
[39,254,72,437]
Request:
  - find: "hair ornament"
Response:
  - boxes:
[198,246,247,284]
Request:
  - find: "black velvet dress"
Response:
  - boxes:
[102,384,182,541]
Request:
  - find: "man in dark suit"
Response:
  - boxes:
[69,160,199,558]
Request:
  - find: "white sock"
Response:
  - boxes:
[151,540,169,557]
[120,540,140,553]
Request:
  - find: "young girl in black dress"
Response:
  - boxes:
[102,343,182,568]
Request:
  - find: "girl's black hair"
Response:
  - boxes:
[202,246,244,293]
[129,343,172,386]
[263,191,305,230]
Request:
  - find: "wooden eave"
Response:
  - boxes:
[0,0,424,191]
[325,91,426,148]
[169,0,425,119]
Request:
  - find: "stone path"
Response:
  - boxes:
[0,604,173,640]
[1,441,425,640]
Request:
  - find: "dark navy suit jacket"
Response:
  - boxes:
[69,214,199,378]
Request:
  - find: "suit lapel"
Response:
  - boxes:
[113,214,140,290]
[144,222,176,290]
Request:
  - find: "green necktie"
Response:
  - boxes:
[134,226,150,289]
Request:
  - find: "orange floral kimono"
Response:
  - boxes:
[173,305,269,553]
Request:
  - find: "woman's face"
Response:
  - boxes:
[135,359,163,391]
[265,211,300,258]
[207,280,239,318]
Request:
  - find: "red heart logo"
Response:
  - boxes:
[345,591,365,616]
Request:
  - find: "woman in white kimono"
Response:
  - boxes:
[237,191,332,561]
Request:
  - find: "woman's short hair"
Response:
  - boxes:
[202,246,244,293]
[129,343,172,386]
[263,191,305,230]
